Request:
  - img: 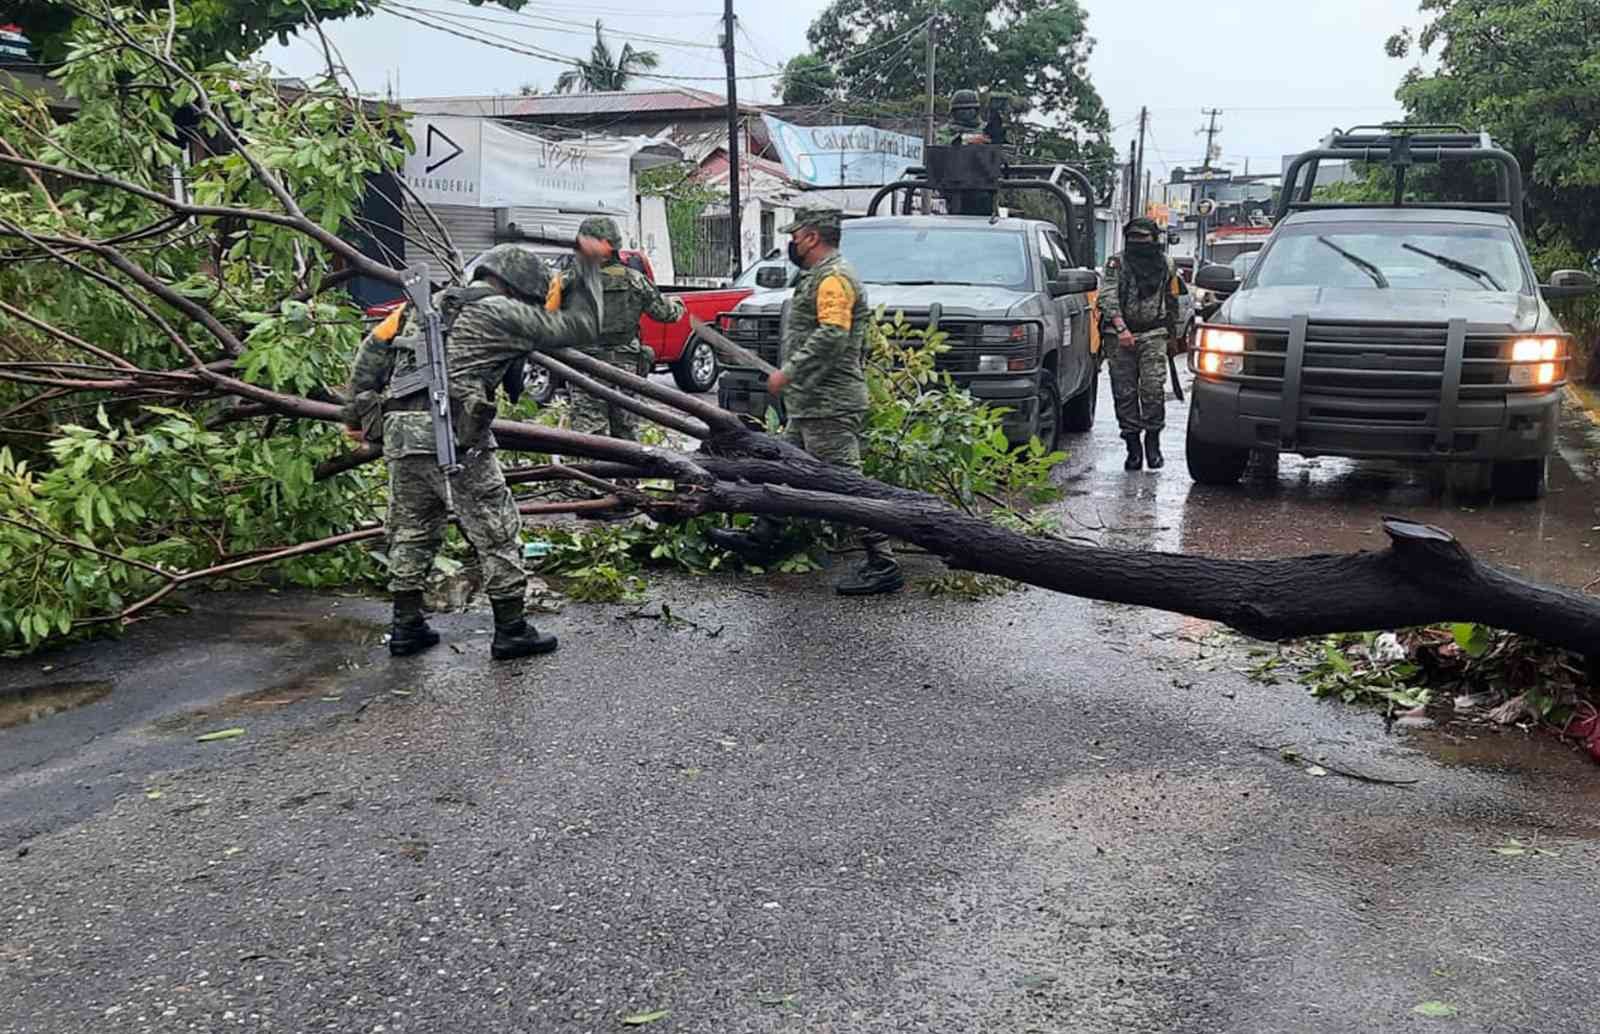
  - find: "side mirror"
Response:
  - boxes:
[1050,268,1100,297]
[1542,268,1599,300]
[755,266,788,289]
[1195,262,1240,295]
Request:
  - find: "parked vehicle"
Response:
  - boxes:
[1188,125,1598,499]
[715,150,1102,450]
[361,242,752,402]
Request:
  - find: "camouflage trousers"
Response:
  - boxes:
[1109,331,1169,435]
[569,345,647,441]
[785,414,893,560]
[386,450,525,599]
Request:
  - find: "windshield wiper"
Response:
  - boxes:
[1401,242,1505,291]
[1316,236,1389,288]
[879,279,942,285]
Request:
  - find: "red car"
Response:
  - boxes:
[362,245,751,399]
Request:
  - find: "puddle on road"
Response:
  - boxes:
[1406,726,1600,800]
[0,680,114,729]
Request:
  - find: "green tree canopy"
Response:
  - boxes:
[776,53,838,107]
[804,0,1115,191]
[553,20,661,94]
[1387,0,1600,256]
[11,0,523,66]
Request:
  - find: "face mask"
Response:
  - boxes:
[1127,239,1160,254]
[787,239,809,268]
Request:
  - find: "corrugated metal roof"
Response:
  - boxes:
[403,87,761,119]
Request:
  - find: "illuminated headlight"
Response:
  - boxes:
[1198,352,1243,376]
[1509,337,1563,386]
[1198,328,1246,353]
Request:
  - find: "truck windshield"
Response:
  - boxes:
[1251,222,1528,293]
[842,226,1032,289]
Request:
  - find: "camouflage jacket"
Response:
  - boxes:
[550,260,683,356]
[779,252,871,419]
[1098,253,1180,338]
[343,286,594,458]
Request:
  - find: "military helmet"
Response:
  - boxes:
[577,215,623,250]
[951,89,980,112]
[472,244,551,300]
[1124,217,1162,241]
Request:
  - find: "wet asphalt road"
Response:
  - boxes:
[3,372,1599,1034]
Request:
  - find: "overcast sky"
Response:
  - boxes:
[265,0,1431,181]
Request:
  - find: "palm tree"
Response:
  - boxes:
[554,20,661,94]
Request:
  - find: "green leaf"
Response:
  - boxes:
[1412,1001,1458,1018]
[1451,622,1492,658]
[196,727,246,743]
[621,1009,670,1025]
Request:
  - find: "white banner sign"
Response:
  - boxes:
[761,114,924,188]
[403,116,635,214]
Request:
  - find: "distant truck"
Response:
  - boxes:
[1188,125,1598,499]
[714,147,1103,450]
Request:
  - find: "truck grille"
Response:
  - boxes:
[1244,323,1510,401]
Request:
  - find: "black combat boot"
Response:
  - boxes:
[389,590,440,658]
[1122,434,1144,471]
[1144,430,1165,470]
[835,551,905,597]
[490,596,558,660]
[706,517,790,566]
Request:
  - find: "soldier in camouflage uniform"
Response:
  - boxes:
[707,208,903,596]
[1099,217,1182,471]
[546,216,685,440]
[342,245,596,659]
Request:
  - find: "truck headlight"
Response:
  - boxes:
[977,355,1010,373]
[1198,328,1245,353]
[1509,337,1563,386]
[1196,328,1244,375]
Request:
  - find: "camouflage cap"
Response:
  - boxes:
[1124,216,1162,239]
[472,243,551,300]
[577,215,622,249]
[779,207,843,234]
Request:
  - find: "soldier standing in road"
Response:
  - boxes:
[1100,217,1182,471]
[547,216,685,440]
[707,208,903,596]
[342,245,596,660]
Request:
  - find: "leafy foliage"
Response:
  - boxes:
[553,20,662,94]
[1386,1,1600,257]
[0,7,406,650]
[776,54,838,107]
[803,0,1117,187]
[12,0,525,67]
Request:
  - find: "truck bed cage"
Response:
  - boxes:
[865,145,1099,268]
[1277,124,1525,230]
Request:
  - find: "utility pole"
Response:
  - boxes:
[1133,105,1148,220]
[1198,107,1222,170]
[922,18,937,214]
[722,0,742,278]
[1127,138,1138,220]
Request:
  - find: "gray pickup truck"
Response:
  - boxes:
[1188,126,1598,499]
[715,214,1101,449]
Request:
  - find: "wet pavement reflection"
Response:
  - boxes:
[1052,367,1600,589]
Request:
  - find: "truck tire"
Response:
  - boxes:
[1185,408,1249,485]
[1061,364,1099,433]
[1490,457,1547,500]
[1035,377,1061,451]
[671,336,720,394]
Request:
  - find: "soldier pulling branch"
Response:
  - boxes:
[708,208,904,597]
[342,245,598,659]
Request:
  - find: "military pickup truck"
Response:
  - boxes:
[715,149,1102,450]
[1188,125,1598,499]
